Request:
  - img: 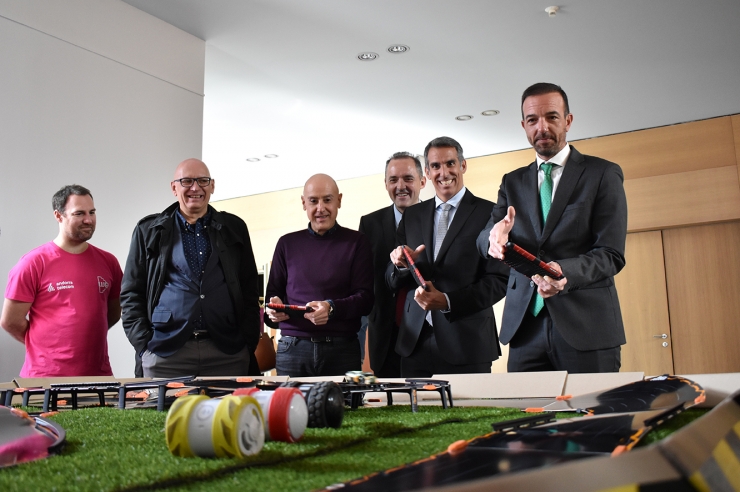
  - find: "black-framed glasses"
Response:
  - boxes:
[174,177,212,188]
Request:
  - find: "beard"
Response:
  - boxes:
[532,136,559,158]
[70,227,94,242]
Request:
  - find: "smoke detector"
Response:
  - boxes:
[545,6,559,17]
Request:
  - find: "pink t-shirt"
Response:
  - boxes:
[5,242,123,377]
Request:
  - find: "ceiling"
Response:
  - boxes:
[122,0,740,201]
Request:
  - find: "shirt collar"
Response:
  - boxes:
[176,209,211,231]
[307,222,339,237]
[434,186,466,209]
[536,143,570,168]
[393,205,404,228]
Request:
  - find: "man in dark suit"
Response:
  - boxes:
[476,83,628,373]
[387,137,509,377]
[359,152,427,377]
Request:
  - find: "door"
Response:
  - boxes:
[663,222,740,374]
[615,231,674,375]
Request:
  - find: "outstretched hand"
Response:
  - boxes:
[488,206,515,259]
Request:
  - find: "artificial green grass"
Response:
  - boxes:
[0,405,706,491]
[0,405,521,492]
[637,407,710,446]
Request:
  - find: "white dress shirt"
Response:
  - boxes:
[536,144,571,202]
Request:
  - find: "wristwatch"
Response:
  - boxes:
[325,299,335,319]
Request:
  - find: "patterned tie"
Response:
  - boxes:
[434,203,452,261]
[530,163,555,317]
[427,203,452,326]
[539,163,555,228]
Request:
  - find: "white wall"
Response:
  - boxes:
[0,0,205,380]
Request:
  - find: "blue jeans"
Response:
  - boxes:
[276,335,361,377]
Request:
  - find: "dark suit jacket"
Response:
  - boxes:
[387,190,508,365]
[359,205,398,373]
[476,146,628,351]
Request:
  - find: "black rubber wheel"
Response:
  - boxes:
[279,381,302,388]
[306,381,344,428]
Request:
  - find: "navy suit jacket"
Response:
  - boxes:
[387,190,508,365]
[359,205,399,372]
[476,146,628,351]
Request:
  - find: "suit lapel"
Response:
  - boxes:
[542,146,585,243]
[420,200,435,265]
[382,205,396,253]
[523,162,543,238]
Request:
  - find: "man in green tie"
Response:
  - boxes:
[476,83,628,373]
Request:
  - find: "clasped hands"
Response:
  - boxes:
[265,296,331,326]
[487,206,567,299]
[389,244,449,311]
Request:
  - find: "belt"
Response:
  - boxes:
[294,335,357,343]
[190,331,211,340]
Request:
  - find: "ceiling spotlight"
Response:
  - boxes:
[264,154,278,158]
[387,44,410,54]
[357,52,379,61]
[246,157,260,162]
[481,110,500,116]
[455,115,473,121]
[545,6,559,16]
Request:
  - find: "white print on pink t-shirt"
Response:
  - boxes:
[97,276,110,293]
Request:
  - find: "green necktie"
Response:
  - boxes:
[530,162,555,317]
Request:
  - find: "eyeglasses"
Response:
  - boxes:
[174,177,212,188]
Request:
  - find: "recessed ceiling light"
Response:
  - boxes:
[455,115,473,121]
[387,44,409,54]
[481,110,500,116]
[264,154,278,158]
[357,52,379,61]
[246,157,260,162]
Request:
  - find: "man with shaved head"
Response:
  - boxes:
[121,158,261,377]
[264,174,374,377]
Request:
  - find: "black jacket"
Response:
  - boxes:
[121,202,261,358]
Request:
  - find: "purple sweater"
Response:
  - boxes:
[265,224,374,337]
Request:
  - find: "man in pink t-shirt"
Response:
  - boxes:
[1,185,122,377]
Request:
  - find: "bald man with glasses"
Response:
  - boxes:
[121,158,261,377]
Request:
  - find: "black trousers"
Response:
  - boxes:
[400,321,491,377]
[507,307,621,373]
[373,323,402,378]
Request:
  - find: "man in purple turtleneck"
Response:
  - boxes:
[264,174,374,377]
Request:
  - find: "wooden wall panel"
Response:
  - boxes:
[574,116,736,180]
[614,231,673,375]
[624,166,740,232]
[462,148,533,203]
[733,114,740,183]
[663,222,740,374]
